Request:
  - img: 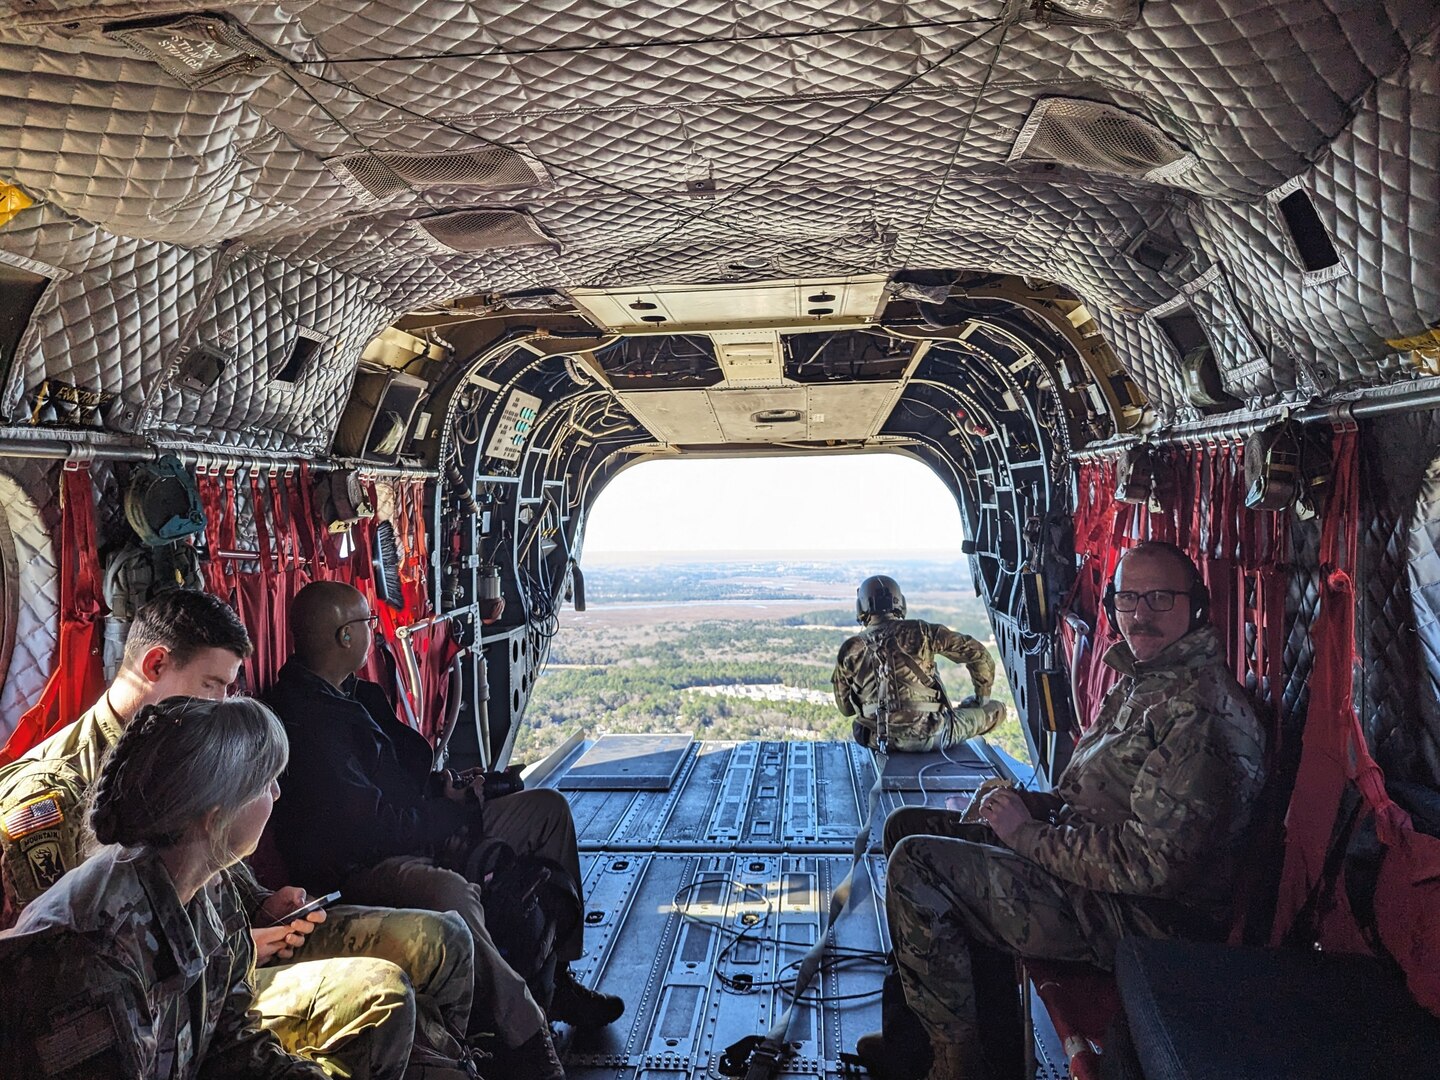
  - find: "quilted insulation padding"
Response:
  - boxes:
[1179,44,1440,401]
[1361,409,1440,790]
[0,0,1434,437]
[0,461,60,734]
[1407,449,1440,788]
[0,209,396,454]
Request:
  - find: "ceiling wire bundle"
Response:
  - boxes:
[670,880,887,1006]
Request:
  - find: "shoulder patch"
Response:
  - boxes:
[23,836,67,891]
[2,792,64,841]
[35,1002,118,1075]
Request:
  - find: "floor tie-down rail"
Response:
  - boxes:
[529,736,1072,1078]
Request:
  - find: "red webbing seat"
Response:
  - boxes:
[1025,959,1122,1079]
[1270,424,1440,1016]
[1036,442,1291,1076]
[0,464,106,764]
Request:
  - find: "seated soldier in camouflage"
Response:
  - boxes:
[857,544,1268,1079]
[833,575,1006,752]
[0,590,474,1078]
[0,696,329,1077]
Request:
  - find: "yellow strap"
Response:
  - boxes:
[1388,329,1440,376]
[0,180,34,229]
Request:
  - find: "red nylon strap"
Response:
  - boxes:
[267,471,294,571]
[0,466,106,763]
[1027,961,1121,1080]
[293,464,318,570]
[1270,423,1360,945]
[249,471,273,570]
[399,480,432,616]
[196,467,227,596]
[221,469,238,559]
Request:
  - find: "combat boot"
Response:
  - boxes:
[854,1031,932,1079]
[549,964,625,1028]
[851,970,933,1078]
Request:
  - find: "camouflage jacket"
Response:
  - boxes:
[1008,625,1266,929]
[0,846,326,1078]
[0,694,124,925]
[832,617,996,720]
[0,698,278,929]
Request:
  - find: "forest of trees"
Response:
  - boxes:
[512,559,1028,764]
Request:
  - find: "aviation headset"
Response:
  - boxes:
[1102,541,1210,632]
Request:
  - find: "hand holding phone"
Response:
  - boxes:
[270,890,341,927]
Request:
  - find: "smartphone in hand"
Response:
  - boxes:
[271,890,341,926]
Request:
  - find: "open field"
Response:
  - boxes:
[513,557,1028,765]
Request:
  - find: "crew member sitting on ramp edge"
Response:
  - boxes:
[833,575,1006,752]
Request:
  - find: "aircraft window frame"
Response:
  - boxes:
[0,260,53,398]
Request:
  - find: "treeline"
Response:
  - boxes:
[580,558,976,604]
[517,614,1026,764]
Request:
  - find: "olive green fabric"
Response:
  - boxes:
[833,616,996,749]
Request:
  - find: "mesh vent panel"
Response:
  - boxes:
[409,210,559,254]
[326,146,550,202]
[1009,99,1197,185]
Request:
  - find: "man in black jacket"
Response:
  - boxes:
[266,582,623,1079]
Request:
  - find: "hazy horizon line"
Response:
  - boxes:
[582,548,966,564]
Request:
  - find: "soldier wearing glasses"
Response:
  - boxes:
[860,542,1267,1080]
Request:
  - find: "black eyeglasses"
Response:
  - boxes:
[338,613,380,631]
[1111,589,1189,613]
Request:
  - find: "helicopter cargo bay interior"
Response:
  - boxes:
[1,2,1439,1079]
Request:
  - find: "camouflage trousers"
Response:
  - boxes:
[254,905,475,1079]
[883,807,1126,1073]
[857,703,999,753]
[343,788,585,1048]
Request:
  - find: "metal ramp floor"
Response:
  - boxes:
[531,738,1072,1079]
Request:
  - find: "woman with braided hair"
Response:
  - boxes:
[0,695,329,1079]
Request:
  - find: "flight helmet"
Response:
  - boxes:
[857,575,906,623]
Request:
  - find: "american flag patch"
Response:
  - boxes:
[2,793,64,841]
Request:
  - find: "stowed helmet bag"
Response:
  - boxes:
[123,456,206,546]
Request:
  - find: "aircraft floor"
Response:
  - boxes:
[531,738,1072,1078]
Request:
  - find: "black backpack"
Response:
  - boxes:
[460,840,582,1012]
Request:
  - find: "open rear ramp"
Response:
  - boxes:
[531,736,1069,1078]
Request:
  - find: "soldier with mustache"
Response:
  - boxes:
[860,542,1267,1079]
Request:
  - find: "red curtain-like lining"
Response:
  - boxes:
[0,465,107,765]
[1064,441,1289,739]
[1267,426,1440,1014]
[196,468,455,740]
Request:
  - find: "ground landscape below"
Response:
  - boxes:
[513,554,1026,766]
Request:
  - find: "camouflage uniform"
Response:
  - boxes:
[0,696,473,1078]
[833,616,997,751]
[885,625,1266,1070]
[0,845,328,1078]
[232,864,475,1075]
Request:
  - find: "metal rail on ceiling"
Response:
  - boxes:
[1070,380,1440,462]
[0,434,437,480]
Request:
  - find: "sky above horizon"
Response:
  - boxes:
[581,453,967,555]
